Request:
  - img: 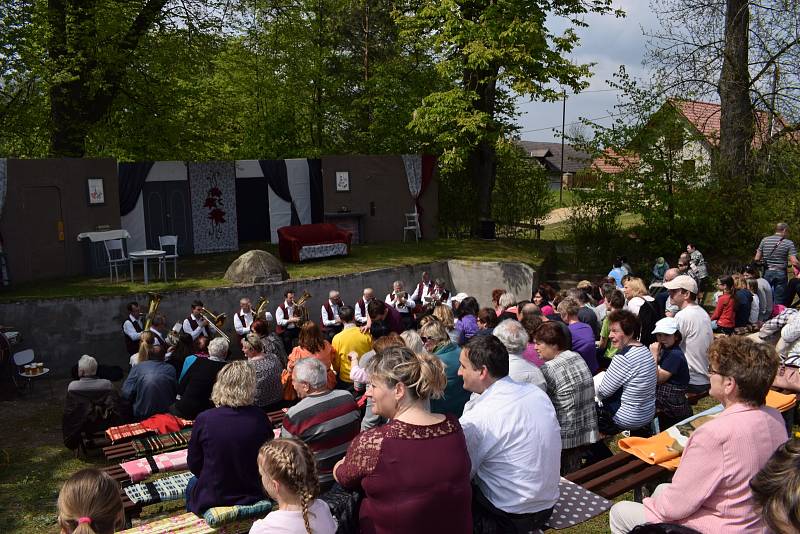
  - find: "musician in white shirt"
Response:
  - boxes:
[321,290,344,340]
[458,335,561,531]
[386,281,416,330]
[354,288,374,326]
[233,298,255,337]
[410,271,433,305]
[183,300,210,340]
[275,290,302,351]
[122,302,143,354]
[149,315,167,346]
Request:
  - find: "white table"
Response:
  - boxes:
[129,250,166,284]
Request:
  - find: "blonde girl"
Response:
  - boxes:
[250,438,336,534]
[58,468,123,534]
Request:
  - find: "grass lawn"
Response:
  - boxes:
[0,239,544,302]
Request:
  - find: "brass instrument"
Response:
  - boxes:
[200,306,230,342]
[254,296,270,321]
[392,290,409,307]
[292,290,312,325]
[143,292,162,331]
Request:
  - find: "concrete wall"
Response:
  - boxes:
[3,158,120,282]
[447,260,537,307]
[321,155,438,243]
[0,260,540,375]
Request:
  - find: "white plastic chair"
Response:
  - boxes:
[403,211,421,243]
[103,239,131,282]
[12,349,50,393]
[158,235,179,280]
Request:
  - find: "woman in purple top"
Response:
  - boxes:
[455,297,480,345]
[334,346,472,534]
[521,315,545,367]
[185,361,272,516]
[558,297,599,373]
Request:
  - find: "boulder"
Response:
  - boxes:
[224,250,289,284]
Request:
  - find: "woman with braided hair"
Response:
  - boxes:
[251,438,336,534]
[333,346,472,533]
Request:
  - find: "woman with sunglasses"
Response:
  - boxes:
[609,335,787,533]
[419,319,470,417]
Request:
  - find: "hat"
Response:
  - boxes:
[576,280,592,290]
[652,317,679,335]
[452,292,469,304]
[656,256,666,266]
[663,275,698,294]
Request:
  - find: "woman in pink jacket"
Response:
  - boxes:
[609,335,787,534]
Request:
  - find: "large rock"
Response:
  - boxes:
[224,250,289,284]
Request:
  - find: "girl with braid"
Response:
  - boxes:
[251,438,337,534]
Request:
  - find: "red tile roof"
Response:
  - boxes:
[669,99,782,148]
[590,148,639,175]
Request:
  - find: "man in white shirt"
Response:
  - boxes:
[233,298,254,339]
[321,290,344,340]
[353,288,374,326]
[493,319,546,391]
[182,300,210,341]
[149,315,167,346]
[275,290,302,351]
[122,301,143,355]
[410,271,433,306]
[458,335,561,532]
[664,275,712,394]
[385,281,416,330]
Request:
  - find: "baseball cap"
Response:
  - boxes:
[656,256,666,266]
[663,275,698,294]
[652,317,679,335]
[452,292,469,304]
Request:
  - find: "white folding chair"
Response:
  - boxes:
[12,349,51,394]
[403,211,421,243]
[158,235,179,280]
[103,239,131,282]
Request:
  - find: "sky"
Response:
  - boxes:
[517,1,659,143]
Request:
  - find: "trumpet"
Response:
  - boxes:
[143,292,162,331]
[254,296,270,321]
[200,306,229,343]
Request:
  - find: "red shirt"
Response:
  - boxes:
[710,294,735,328]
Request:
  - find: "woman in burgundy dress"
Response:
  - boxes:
[333,346,472,533]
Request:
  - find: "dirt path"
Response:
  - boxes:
[543,207,573,225]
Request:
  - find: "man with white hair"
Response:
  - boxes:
[321,289,344,340]
[171,337,229,419]
[386,280,416,329]
[68,355,113,393]
[354,288,374,326]
[493,319,546,392]
[281,358,360,490]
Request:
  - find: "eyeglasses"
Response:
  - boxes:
[421,336,431,343]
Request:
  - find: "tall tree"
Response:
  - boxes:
[402,0,620,236]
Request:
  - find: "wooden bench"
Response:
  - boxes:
[565,451,667,500]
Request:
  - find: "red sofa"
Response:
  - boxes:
[277,223,353,263]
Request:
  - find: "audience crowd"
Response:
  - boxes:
[56,226,800,533]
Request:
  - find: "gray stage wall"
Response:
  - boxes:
[0,260,539,375]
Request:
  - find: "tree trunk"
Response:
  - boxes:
[718,0,754,187]
[465,66,498,237]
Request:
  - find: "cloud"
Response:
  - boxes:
[516,1,659,142]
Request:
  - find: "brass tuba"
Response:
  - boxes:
[292,290,312,325]
[143,292,162,331]
[254,296,270,321]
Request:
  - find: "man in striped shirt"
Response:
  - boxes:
[755,222,800,305]
[281,357,360,491]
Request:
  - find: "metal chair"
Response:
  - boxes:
[157,235,179,280]
[403,210,421,243]
[103,239,131,282]
[12,349,51,394]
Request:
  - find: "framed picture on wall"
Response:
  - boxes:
[335,171,350,192]
[87,177,105,206]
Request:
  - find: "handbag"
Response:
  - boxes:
[280,368,298,401]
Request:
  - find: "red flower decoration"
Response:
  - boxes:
[209,187,222,197]
[209,208,226,224]
[203,197,218,208]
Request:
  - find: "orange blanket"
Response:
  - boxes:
[619,392,796,470]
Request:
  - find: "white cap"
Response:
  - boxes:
[652,317,679,335]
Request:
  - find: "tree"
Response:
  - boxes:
[402,0,621,236]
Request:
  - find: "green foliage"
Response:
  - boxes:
[493,141,552,236]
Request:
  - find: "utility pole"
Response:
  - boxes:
[559,89,566,205]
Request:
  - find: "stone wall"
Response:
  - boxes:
[0,260,539,375]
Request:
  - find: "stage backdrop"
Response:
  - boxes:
[188,161,238,254]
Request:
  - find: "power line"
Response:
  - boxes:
[518,114,614,134]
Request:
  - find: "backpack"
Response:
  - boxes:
[638,298,663,346]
